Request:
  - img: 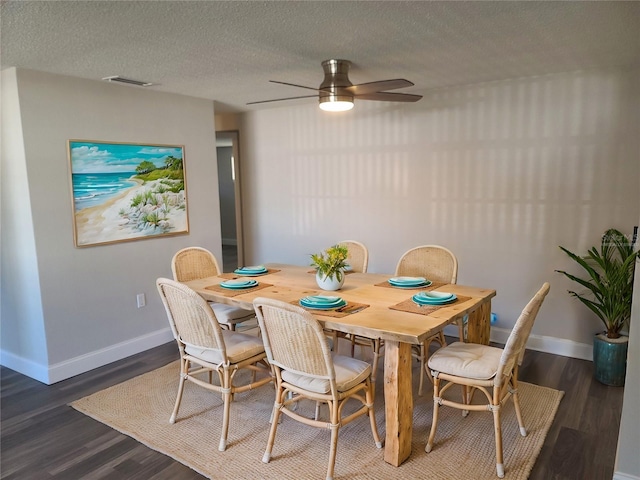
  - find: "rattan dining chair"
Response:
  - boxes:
[395,244,459,284]
[156,278,273,451]
[171,246,256,330]
[338,240,369,274]
[253,297,382,480]
[329,241,370,357]
[351,245,459,395]
[345,245,460,394]
[396,245,459,395]
[425,282,550,478]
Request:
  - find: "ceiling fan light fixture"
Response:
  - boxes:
[319,95,354,112]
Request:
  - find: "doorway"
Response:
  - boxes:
[215,130,244,272]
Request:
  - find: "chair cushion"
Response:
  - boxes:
[281,355,371,394]
[185,331,264,365]
[427,342,503,380]
[209,302,255,325]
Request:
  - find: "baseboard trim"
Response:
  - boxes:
[0,351,50,385]
[613,472,640,480]
[3,325,593,385]
[0,328,173,385]
[442,325,593,360]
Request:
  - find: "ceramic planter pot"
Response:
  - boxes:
[593,333,628,386]
[315,271,345,291]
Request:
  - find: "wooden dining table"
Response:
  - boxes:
[185,263,496,467]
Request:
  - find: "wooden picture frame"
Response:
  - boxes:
[68,140,189,247]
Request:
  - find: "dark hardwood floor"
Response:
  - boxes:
[1,340,624,479]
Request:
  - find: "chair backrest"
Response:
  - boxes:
[339,240,369,273]
[156,277,227,358]
[171,247,222,282]
[395,245,458,284]
[253,297,335,380]
[496,282,550,384]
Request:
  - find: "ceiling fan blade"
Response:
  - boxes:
[346,79,414,95]
[246,94,318,105]
[356,92,423,102]
[269,80,321,92]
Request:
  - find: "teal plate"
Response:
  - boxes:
[300,299,347,310]
[220,279,258,289]
[412,293,457,305]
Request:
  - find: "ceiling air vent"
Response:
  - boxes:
[102,75,153,87]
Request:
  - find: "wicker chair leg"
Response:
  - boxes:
[263,388,284,463]
[492,405,504,478]
[425,377,441,453]
[365,380,383,448]
[418,343,426,396]
[420,332,447,396]
[512,390,527,436]
[219,370,232,451]
[457,317,466,342]
[326,419,340,480]
[169,360,188,424]
[370,339,382,395]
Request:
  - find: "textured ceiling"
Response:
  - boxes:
[2,1,639,113]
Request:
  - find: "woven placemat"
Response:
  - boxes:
[374,281,446,290]
[291,300,370,318]
[389,295,472,316]
[204,282,273,297]
[219,269,281,279]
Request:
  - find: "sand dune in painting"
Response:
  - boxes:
[75,179,187,246]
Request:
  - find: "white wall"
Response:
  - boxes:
[0,68,222,383]
[614,254,640,480]
[1,69,49,371]
[613,72,640,480]
[240,67,639,352]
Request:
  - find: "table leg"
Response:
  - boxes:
[466,299,492,345]
[383,340,413,466]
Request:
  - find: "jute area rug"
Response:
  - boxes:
[71,359,563,479]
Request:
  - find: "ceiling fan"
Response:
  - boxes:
[247,59,423,111]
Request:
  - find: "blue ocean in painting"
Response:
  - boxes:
[73,172,138,210]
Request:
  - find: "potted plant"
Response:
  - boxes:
[310,244,349,291]
[556,228,638,386]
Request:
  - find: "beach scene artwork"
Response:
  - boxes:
[69,140,189,247]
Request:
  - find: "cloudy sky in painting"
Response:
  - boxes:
[70,142,183,173]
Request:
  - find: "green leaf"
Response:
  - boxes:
[310,244,349,281]
[557,228,637,335]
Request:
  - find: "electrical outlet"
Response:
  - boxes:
[136,293,146,308]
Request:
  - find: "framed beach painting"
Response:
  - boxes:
[68,140,189,247]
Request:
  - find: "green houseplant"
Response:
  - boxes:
[556,228,638,385]
[310,244,349,291]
